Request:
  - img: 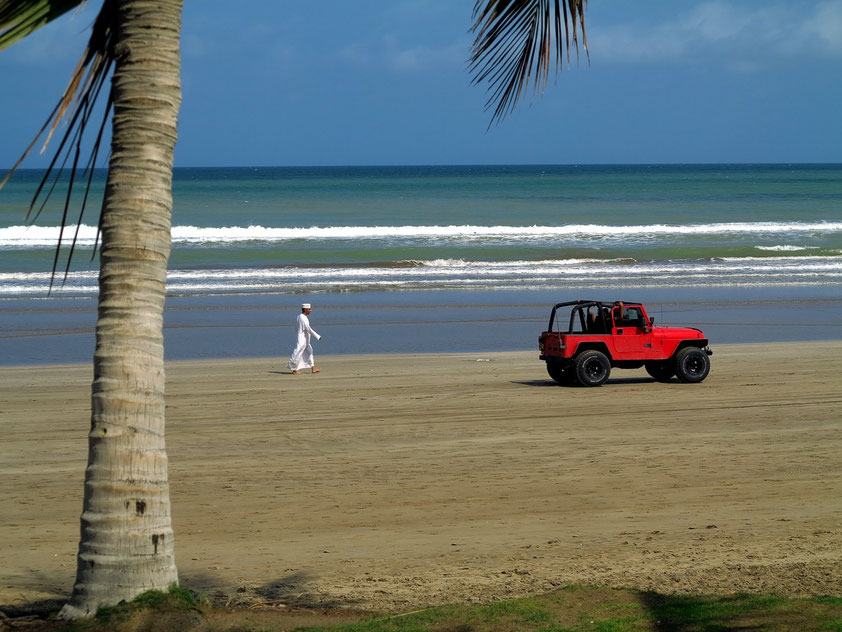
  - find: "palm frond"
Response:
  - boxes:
[0,0,116,292]
[0,0,85,50]
[470,0,589,126]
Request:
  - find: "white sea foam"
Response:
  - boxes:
[3,220,842,247]
[3,256,840,297]
[0,225,100,247]
[755,245,820,252]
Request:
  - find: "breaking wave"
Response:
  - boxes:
[3,255,840,297]
[2,220,842,247]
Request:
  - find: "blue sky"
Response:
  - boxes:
[2,0,841,167]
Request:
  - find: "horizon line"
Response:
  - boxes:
[8,161,842,172]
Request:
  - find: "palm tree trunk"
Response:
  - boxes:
[60,0,183,619]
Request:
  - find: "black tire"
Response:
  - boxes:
[645,361,675,382]
[574,350,611,387]
[674,347,710,383]
[546,361,576,385]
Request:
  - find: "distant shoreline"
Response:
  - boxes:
[2,286,841,366]
[11,337,842,372]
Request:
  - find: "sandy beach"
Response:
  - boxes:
[1,341,841,612]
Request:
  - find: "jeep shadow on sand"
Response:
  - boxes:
[539,300,712,386]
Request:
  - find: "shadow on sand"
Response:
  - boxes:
[512,376,658,387]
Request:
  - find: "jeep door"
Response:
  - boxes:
[610,305,653,357]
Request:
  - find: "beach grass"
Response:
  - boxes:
[91,584,204,626]
[19,586,842,631]
[296,588,842,632]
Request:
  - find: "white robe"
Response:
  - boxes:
[288,313,321,370]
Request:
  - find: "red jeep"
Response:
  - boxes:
[538,300,712,386]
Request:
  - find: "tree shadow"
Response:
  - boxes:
[182,570,371,629]
[252,571,364,610]
[180,569,364,611]
[0,568,70,621]
[0,569,363,625]
[0,597,66,620]
[638,591,768,632]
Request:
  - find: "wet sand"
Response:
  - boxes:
[1,341,840,611]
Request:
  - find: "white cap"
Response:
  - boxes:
[301,303,311,309]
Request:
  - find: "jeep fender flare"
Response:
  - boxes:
[670,339,709,358]
[571,341,612,361]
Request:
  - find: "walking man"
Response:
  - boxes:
[288,303,322,374]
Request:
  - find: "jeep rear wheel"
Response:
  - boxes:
[547,361,576,385]
[645,361,674,382]
[674,347,710,383]
[574,350,611,386]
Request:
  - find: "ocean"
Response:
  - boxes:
[1,164,841,364]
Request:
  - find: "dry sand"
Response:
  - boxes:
[1,341,841,612]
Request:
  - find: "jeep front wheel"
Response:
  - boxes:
[645,361,674,382]
[674,347,710,383]
[575,350,611,386]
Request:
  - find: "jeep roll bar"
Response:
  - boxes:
[547,300,645,333]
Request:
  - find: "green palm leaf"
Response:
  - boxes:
[470,0,589,126]
[0,0,85,50]
[1,0,116,291]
